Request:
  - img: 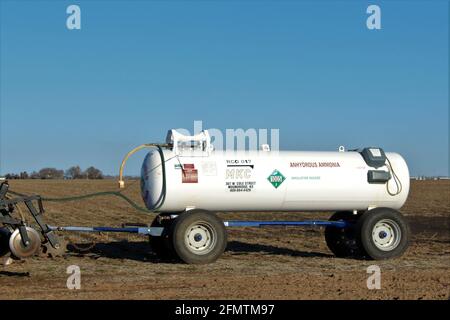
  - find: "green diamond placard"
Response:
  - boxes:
[267,170,286,188]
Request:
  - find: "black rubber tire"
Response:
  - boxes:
[169,210,227,264]
[149,215,175,259]
[325,211,365,258]
[356,207,410,260]
[0,227,12,257]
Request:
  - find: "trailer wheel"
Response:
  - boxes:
[356,207,410,260]
[0,227,12,257]
[169,210,227,264]
[149,215,175,259]
[325,211,364,258]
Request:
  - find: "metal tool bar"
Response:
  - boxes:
[48,225,164,236]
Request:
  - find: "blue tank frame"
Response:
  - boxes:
[49,219,350,236]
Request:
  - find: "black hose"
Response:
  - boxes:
[7,190,153,213]
[7,145,169,214]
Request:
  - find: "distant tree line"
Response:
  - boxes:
[4,166,104,180]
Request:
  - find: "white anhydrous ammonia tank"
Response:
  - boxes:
[141,130,410,213]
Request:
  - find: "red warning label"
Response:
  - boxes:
[182,164,198,183]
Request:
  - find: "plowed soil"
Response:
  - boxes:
[1,180,449,300]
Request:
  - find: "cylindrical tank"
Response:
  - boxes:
[141,147,410,213]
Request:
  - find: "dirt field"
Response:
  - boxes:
[1,180,449,300]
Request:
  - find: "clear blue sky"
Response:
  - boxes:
[0,0,448,176]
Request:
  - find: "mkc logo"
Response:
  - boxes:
[226,160,254,180]
[226,168,252,179]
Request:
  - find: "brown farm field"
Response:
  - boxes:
[1,179,449,300]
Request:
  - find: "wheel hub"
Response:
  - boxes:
[379,231,387,239]
[185,222,216,255]
[372,219,401,251]
[194,233,203,242]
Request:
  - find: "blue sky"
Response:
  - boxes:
[0,0,448,176]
